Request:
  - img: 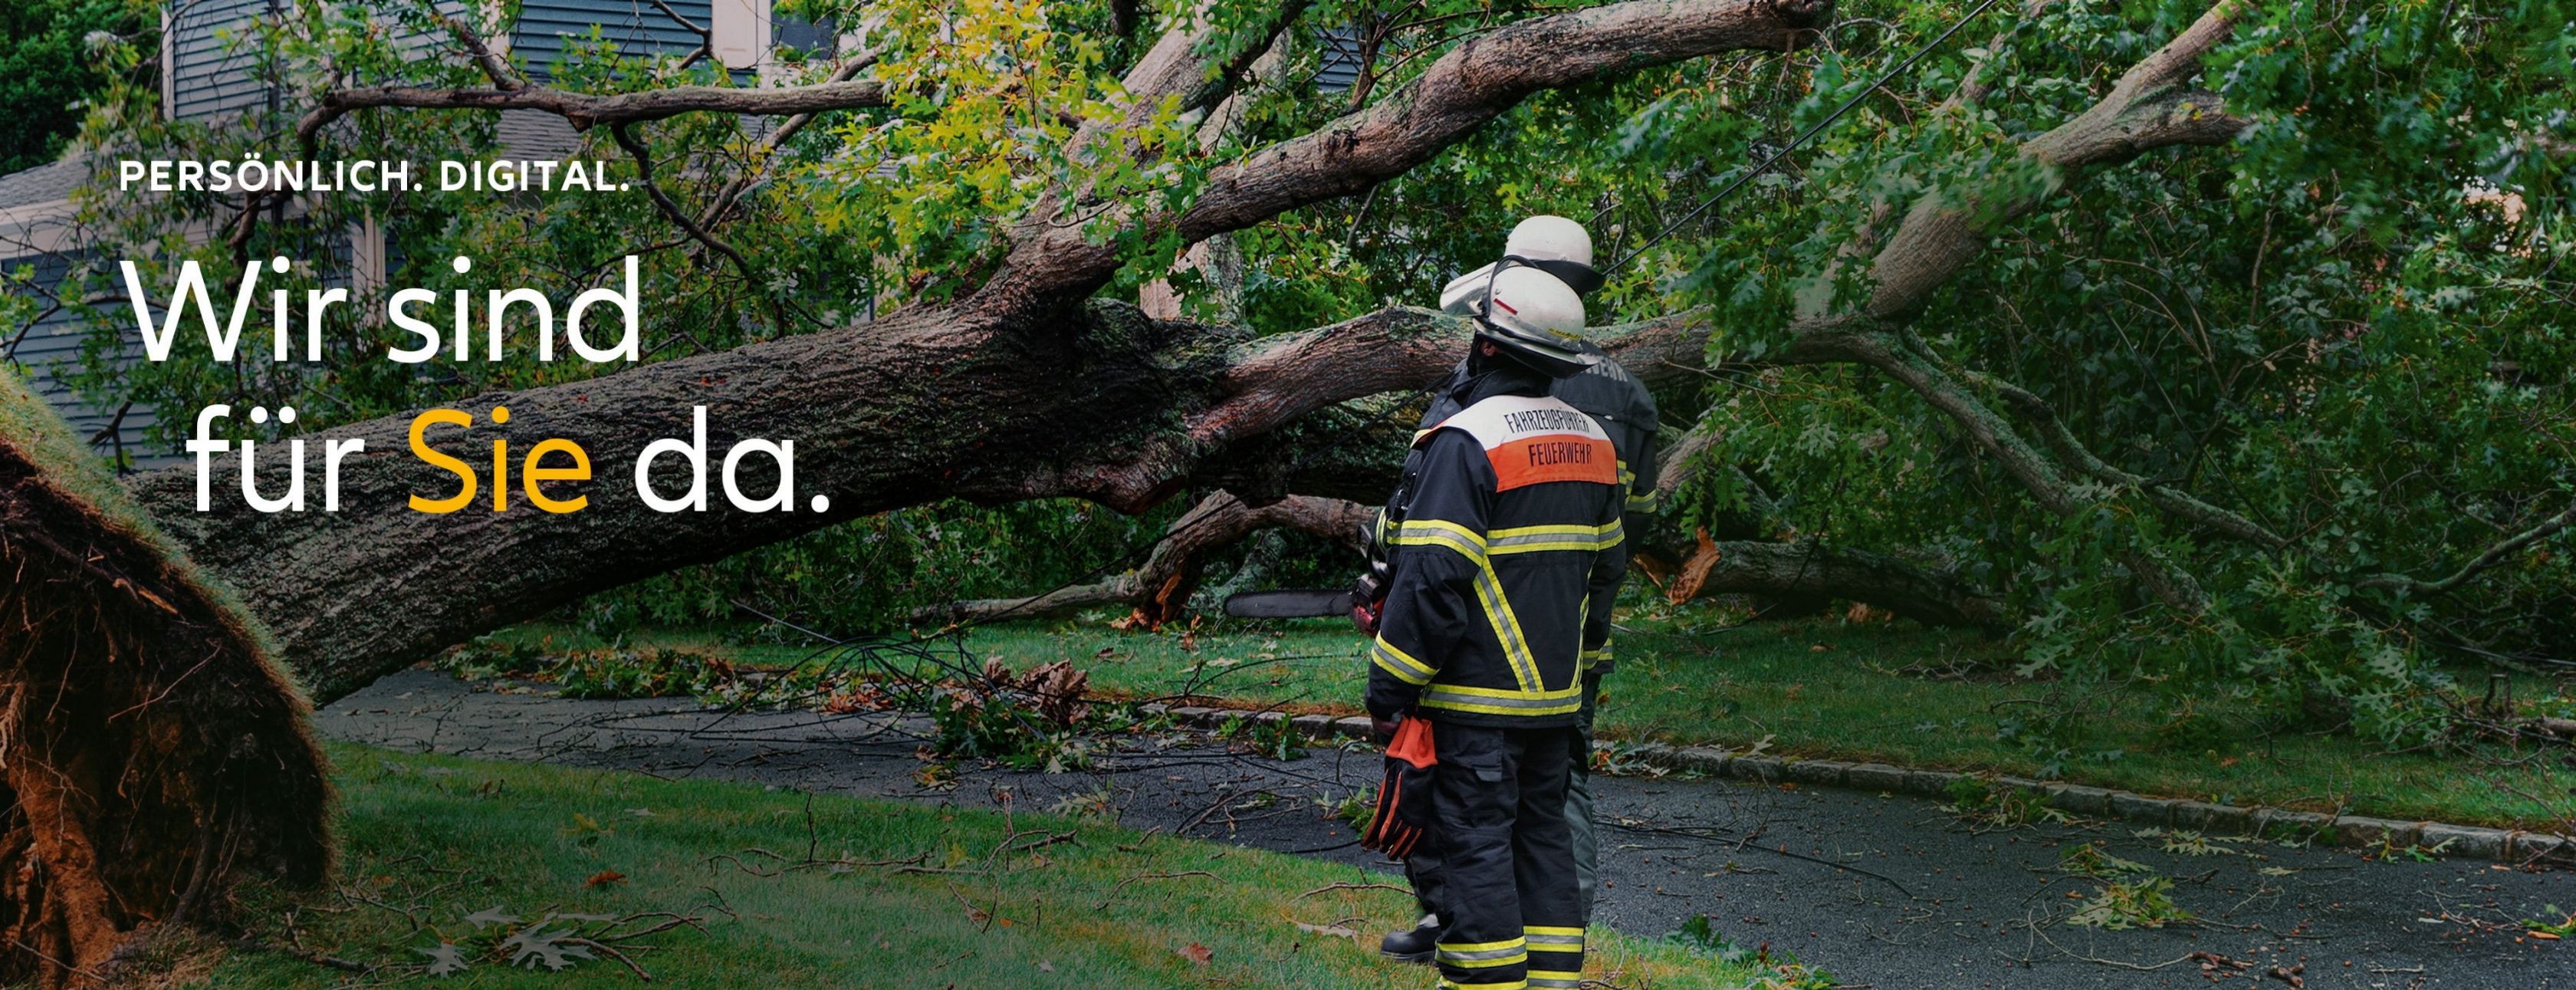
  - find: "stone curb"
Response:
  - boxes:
[1134,702,2570,867]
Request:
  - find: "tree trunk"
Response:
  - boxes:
[127,302,1710,702]
[1644,530,2011,630]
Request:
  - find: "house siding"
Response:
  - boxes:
[3,251,175,469]
[168,0,276,123]
[511,0,714,78]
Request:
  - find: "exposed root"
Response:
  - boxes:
[0,408,330,985]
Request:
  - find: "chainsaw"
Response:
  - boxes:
[1224,561,1387,630]
[1220,587,1352,619]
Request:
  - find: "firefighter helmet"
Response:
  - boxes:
[1474,265,1596,379]
[1440,215,1605,313]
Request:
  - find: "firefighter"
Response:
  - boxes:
[1372,217,1657,965]
[1364,262,1625,990]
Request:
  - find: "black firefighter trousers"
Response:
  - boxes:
[1414,721,1585,989]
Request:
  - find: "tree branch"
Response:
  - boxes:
[442,12,525,91]
[1861,0,2249,319]
[1720,0,2260,613]
[973,0,1836,311]
[915,492,1370,626]
[1777,327,2213,613]
[610,123,762,301]
[1977,371,2287,548]
[2360,496,2576,597]
[695,54,881,230]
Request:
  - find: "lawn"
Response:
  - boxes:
[478,605,2575,833]
[163,742,1779,988]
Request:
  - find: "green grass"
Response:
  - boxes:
[480,612,2574,831]
[178,742,1772,988]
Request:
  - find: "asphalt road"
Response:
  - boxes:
[318,669,2569,989]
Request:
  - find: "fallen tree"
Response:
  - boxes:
[120,0,2271,698]
[112,0,2302,705]
[122,0,1840,703]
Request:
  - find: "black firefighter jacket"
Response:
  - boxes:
[1415,341,1662,518]
[1380,342,1660,673]
[1365,389,1628,728]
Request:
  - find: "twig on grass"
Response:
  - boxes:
[566,937,656,982]
[1297,881,1412,899]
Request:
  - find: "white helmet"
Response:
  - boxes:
[1474,265,1596,378]
[1440,215,1605,314]
[1504,214,1593,266]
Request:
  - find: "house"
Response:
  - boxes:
[0,0,839,469]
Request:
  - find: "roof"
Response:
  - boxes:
[495,110,586,160]
[0,155,90,211]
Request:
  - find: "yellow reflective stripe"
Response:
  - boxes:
[1395,518,1541,691]
[1396,519,1489,561]
[1438,952,1529,969]
[1529,972,1583,988]
[1423,682,1585,701]
[1488,524,1607,539]
[1435,936,1529,968]
[1626,490,1659,513]
[1471,563,1542,691]
[1439,981,1527,990]
[1420,682,1585,718]
[1524,926,1585,939]
[1372,637,1435,685]
[1486,521,1622,554]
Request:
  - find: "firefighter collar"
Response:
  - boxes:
[1421,394,1619,492]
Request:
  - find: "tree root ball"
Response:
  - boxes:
[0,376,330,987]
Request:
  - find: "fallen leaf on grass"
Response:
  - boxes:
[1178,942,1214,965]
[1294,922,1359,940]
[417,942,471,977]
[462,906,520,929]
[501,926,596,972]
[584,870,626,889]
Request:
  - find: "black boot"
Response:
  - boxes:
[1379,913,1442,965]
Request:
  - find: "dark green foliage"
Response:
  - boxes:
[0,0,146,173]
